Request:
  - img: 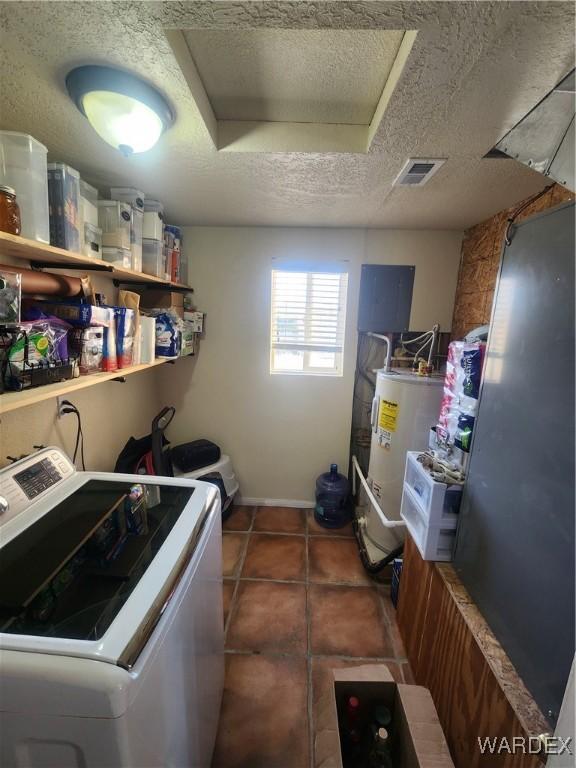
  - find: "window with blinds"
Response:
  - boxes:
[270,269,348,375]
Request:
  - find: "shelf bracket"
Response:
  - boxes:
[112,280,193,292]
[111,375,127,383]
[31,261,113,273]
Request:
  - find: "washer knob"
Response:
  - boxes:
[0,496,8,516]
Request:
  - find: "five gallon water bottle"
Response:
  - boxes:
[314,464,351,529]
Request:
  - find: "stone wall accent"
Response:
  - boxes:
[451,183,574,340]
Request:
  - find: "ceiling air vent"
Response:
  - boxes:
[393,158,446,186]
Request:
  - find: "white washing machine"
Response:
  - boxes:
[0,447,224,768]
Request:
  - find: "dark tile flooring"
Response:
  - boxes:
[213,506,413,768]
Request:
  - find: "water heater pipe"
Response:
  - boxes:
[351,455,406,529]
[366,332,393,372]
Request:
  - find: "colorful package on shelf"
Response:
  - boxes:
[68,326,105,374]
[110,307,136,368]
[0,271,21,324]
[436,341,486,454]
[38,301,118,373]
[153,311,181,358]
[180,320,196,357]
[36,301,112,328]
[2,319,77,391]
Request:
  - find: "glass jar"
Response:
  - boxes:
[0,185,21,235]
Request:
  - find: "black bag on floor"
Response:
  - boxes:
[171,439,221,473]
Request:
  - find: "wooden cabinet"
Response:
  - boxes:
[397,534,547,767]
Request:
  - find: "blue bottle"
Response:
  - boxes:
[314,464,351,529]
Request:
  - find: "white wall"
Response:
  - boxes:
[160,226,462,502]
[1,370,162,470]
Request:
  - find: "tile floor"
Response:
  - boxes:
[212,506,413,768]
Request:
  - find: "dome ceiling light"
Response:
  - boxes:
[66,65,174,156]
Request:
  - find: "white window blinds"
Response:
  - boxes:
[270,269,348,375]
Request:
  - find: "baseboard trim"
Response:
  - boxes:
[237,497,315,509]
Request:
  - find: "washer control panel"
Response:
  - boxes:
[0,448,75,526]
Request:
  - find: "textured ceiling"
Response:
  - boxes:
[183,28,405,124]
[0,1,574,230]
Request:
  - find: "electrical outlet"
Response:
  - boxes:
[56,397,68,420]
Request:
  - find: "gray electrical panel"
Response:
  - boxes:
[357,264,415,332]
[454,202,575,726]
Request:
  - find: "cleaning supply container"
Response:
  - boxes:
[0,131,49,242]
[314,463,350,528]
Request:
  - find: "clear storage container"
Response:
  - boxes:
[142,238,164,277]
[0,131,49,242]
[98,201,131,249]
[80,180,99,228]
[82,223,102,259]
[130,208,143,272]
[143,210,163,240]
[143,198,164,214]
[110,187,145,211]
[47,163,81,252]
[102,247,131,269]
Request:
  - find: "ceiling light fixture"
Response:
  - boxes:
[66,65,174,156]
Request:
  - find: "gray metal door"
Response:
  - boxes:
[454,202,575,726]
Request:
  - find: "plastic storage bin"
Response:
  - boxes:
[144,198,164,214]
[80,180,99,227]
[98,200,131,249]
[403,452,462,526]
[48,163,81,251]
[0,131,49,242]
[142,238,164,277]
[400,483,457,561]
[143,210,163,240]
[82,223,102,259]
[110,187,145,211]
[102,247,131,269]
[131,208,143,272]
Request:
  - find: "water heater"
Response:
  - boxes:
[362,370,443,558]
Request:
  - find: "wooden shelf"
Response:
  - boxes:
[0,358,177,415]
[0,231,192,291]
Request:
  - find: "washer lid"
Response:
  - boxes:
[0,472,216,666]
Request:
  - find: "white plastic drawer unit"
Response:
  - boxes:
[400,483,457,562]
[403,451,462,527]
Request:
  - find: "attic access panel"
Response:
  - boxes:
[166,28,417,153]
[357,264,415,333]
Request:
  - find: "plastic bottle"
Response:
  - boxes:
[314,463,350,529]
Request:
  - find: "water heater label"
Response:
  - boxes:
[379,399,399,432]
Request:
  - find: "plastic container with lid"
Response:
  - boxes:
[314,464,351,529]
[0,131,49,242]
[111,187,145,211]
[82,223,102,260]
[142,238,164,277]
[102,247,131,269]
[143,210,163,240]
[48,163,81,251]
[130,208,143,272]
[98,200,131,249]
[80,180,99,228]
[0,185,21,235]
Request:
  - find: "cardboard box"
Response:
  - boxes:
[139,291,184,310]
[315,664,454,768]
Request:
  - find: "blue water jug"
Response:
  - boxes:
[314,464,351,529]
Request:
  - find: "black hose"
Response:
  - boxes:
[352,514,404,574]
